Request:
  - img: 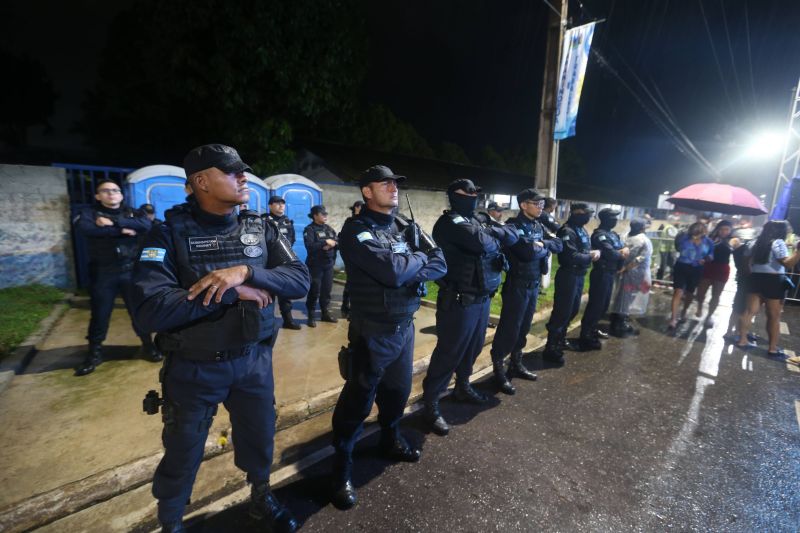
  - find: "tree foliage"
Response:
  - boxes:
[346,104,435,158]
[82,0,366,173]
[438,141,472,165]
[0,49,56,147]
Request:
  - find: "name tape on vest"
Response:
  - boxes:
[188,236,220,252]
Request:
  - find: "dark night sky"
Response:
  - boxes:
[3,0,800,206]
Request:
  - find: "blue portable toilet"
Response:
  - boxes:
[262,174,323,262]
[126,165,271,218]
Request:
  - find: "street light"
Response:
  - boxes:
[744,131,786,160]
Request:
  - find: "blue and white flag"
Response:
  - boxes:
[554,22,596,140]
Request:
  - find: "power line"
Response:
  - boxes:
[697,0,736,115]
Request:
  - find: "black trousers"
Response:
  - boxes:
[306,265,333,314]
[545,267,586,341]
[580,268,615,338]
[332,321,414,455]
[87,264,147,343]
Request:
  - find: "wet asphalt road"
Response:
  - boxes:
[184,287,800,532]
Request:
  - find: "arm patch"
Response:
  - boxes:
[140,247,166,262]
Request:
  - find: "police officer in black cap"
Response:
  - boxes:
[264,195,300,329]
[331,164,446,509]
[578,207,630,350]
[542,202,601,365]
[490,189,563,392]
[132,144,309,532]
[303,205,338,326]
[73,180,157,376]
[340,200,365,318]
[476,201,506,228]
[421,178,518,436]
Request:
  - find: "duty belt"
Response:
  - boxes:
[440,288,491,306]
[166,337,273,362]
[349,317,413,336]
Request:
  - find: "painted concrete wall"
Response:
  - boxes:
[317,182,450,235]
[0,165,74,288]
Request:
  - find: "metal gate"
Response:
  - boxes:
[53,163,135,288]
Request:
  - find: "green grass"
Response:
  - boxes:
[0,284,65,358]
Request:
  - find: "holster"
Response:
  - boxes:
[338,345,353,381]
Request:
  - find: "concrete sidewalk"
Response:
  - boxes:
[0,283,510,532]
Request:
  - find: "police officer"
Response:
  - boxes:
[73,180,157,376]
[490,189,563,393]
[304,205,338,326]
[139,203,163,225]
[132,144,309,533]
[264,196,300,330]
[421,179,518,436]
[340,200,364,318]
[331,165,446,509]
[476,201,505,227]
[538,197,560,234]
[578,208,629,350]
[542,202,601,366]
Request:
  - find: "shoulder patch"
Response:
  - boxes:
[140,247,166,262]
[451,215,468,224]
[356,231,374,243]
[517,228,525,235]
[598,235,606,241]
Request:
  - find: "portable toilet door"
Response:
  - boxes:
[241,173,270,214]
[126,166,270,219]
[262,174,323,262]
[126,165,188,220]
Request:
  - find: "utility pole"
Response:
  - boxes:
[535,0,568,198]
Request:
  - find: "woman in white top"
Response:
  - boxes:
[737,220,800,357]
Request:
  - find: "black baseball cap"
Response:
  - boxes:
[350,200,365,211]
[517,188,546,204]
[183,144,252,176]
[268,195,285,204]
[487,201,505,212]
[598,207,620,219]
[447,178,481,194]
[358,165,407,187]
[570,202,594,214]
[310,205,327,216]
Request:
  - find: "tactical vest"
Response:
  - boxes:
[86,207,141,266]
[594,229,624,271]
[305,223,337,267]
[559,224,591,272]
[160,210,275,352]
[440,212,504,296]
[506,216,544,286]
[345,217,422,323]
[267,214,295,244]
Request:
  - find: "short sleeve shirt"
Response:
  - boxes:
[750,239,790,274]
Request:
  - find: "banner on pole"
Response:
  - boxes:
[554,22,596,140]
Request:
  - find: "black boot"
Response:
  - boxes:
[424,401,449,436]
[321,309,338,323]
[160,522,185,533]
[492,360,516,395]
[379,431,421,462]
[140,336,163,362]
[579,335,602,351]
[620,316,639,337]
[508,351,538,381]
[249,481,299,532]
[609,314,624,338]
[75,343,103,376]
[542,338,565,366]
[281,312,301,330]
[560,337,580,351]
[453,379,489,404]
[331,452,357,510]
[306,309,316,328]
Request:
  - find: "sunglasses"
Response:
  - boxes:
[97,188,122,194]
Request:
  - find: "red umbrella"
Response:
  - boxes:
[666,183,767,215]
